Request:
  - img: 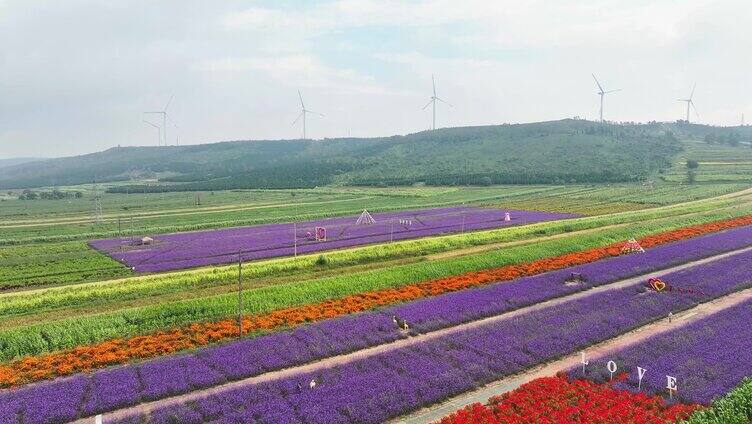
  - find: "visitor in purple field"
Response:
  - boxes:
[393,315,409,331]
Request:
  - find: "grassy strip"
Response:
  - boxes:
[0,205,750,361]
[0,196,734,316]
[683,379,752,424]
[0,188,544,245]
[0,241,131,289]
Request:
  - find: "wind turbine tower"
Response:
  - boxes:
[144,94,174,146]
[422,74,452,130]
[678,84,699,123]
[592,74,621,123]
[292,91,323,140]
[143,120,161,146]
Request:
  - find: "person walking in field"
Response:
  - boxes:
[393,315,410,331]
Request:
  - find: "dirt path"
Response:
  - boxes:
[396,285,752,424]
[0,196,373,228]
[73,245,752,423]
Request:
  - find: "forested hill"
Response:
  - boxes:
[0,158,45,170]
[0,120,684,190]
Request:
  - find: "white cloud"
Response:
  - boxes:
[196,53,399,97]
[1,0,752,157]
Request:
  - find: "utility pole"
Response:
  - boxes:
[237,250,243,338]
[92,179,103,225]
[293,222,298,257]
[461,203,466,233]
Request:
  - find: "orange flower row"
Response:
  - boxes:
[2,214,752,388]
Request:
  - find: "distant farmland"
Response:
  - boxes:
[89,206,576,272]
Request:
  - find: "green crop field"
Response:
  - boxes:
[660,141,752,184]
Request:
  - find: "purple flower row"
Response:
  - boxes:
[109,245,752,423]
[89,206,576,272]
[3,225,752,423]
[390,224,752,333]
[571,298,752,405]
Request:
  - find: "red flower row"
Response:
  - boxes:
[438,374,701,424]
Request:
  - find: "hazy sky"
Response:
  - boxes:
[1,0,751,158]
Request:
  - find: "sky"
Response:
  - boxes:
[1,0,751,158]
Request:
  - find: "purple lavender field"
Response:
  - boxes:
[88,206,576,273]
[104,242,752,423]
[572,298,752,405]
[4,225,752,423]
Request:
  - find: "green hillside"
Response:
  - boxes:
[0,120,683,190]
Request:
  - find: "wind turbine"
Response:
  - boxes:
[592,74,621,123]
[422,74,452,130]
[292,91,323,140]
[143,120,161,146]
[678,84,699,123]
[144,94,174,146]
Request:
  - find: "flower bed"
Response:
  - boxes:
[437,375,700,424]
[570,297,752,405]
[6,239,752,423]
[99,246,752,424]
[90,206,575,273]
[1,216,752,390]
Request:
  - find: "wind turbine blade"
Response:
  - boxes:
[432,74,436,97]
[292,112,303,125]
[143,120,160,129]
[307,110,324,117]
[435,97,453,107]
[298,90,305,109]
[144,111,162,114]
[605,89,622,94]
[164,94,174,111]
[592,74,604,92]
[691,101,699,118]
[422,99,434,110]
[689,83,696,101]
